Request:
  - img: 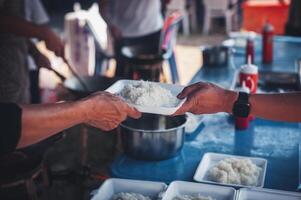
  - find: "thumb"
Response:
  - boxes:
[177,83,199,99]
[126,106,142,119]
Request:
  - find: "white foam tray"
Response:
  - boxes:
[162,181,236,200]
[193,153,268,188]
[91,178,167,200]
[237,188,301,200]
[105,80,186,115]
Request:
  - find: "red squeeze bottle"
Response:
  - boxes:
[246,38,254,64]
[262,22,274,64]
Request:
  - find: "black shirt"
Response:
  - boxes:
[0,103,22,156]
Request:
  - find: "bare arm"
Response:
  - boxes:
[249,92,301,122]
[0,14,65,59]
[174,82,301,122]
[0,14,45,39]
[17,92,141,148]
[18,101,84,148]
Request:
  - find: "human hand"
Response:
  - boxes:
[173,82,238,116]
[81,92,141,131]
[40,27,65,60]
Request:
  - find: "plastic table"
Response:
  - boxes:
[111,36,301,192]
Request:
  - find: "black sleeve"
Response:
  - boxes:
[0,103,22,156]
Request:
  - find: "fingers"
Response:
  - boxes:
[172,97,193,116]
[125,105,141,119]
[177,82,202,99]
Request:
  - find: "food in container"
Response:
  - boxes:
[106,80,186,115]
[208,158,262,186]
[193,153,267,188]
[237,188,301,200]
[91,178,166,200]
[119,80,179,107]
[111,192,152,200]
[173,194,214,200]
[162,181,236,200]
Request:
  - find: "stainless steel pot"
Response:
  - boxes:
[200,45,233,67]
[119,114,187,161]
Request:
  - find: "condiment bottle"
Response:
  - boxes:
[245,37,254,64]
[262,21,274,64]
[239,56,258,94]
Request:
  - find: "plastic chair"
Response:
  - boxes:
[166,0,197,35]
[121,12,183,83]
[202,0,238,34]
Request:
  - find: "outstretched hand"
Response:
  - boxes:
[173,82,237,116]
[82,92,141,131]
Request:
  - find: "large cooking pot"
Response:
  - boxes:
[119,114,187,161]
[200,45,233,67]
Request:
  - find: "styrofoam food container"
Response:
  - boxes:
[193,153,268,188]
[237,188,301,200]
[91,178,167,200]
[105,80,186,115]
[162,181,236,200]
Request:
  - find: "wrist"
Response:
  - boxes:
[74,99,90,124]
[223,90,238,114]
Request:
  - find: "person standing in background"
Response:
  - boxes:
[0,0,64,103]
[98,0,170,76]
[25,0,51,103]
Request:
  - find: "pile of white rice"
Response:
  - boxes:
[119,81,179,107]
[112,192,151,200]
[208,158,261,186]
[173,195,214,200]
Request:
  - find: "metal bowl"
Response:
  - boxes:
[119,114,187,161]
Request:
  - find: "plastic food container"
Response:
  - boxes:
[91,178,167,200]
[162,181,236,200]
[193,153,268,188]
[105,80,186,115]
[237,188,301,200]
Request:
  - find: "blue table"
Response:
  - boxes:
[111,36,301,192]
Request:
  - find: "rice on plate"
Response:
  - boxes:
[119,81,179,107]
[208,158,262,186]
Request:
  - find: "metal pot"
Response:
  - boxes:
[119,114,187,161]
[200,45,232,67]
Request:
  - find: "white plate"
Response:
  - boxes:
[91,178,167,200]
[105,80,186,115]
[237,188,301,200]
[162,181,236,200]
[193,153,268,188]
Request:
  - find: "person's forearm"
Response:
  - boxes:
[249,92,301,122]
[18,101,87,148]
[224,91,301,122]
[0,15,46,39]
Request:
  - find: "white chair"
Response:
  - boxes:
[202,0,237,34]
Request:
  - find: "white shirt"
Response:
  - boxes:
[24,0,49,70]
[107,0,163,38]
[25,0,49,24]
